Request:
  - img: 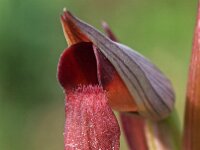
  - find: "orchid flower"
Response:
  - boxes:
[57,9,175,150]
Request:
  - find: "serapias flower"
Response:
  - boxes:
[57,9,175,150]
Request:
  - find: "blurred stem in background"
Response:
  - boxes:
[183,1,200,149]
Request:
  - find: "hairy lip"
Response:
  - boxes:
[64,85,120,150]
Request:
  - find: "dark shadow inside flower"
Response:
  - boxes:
[58,42,98,90]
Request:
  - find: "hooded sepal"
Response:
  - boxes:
[60,10,175,120]
[103,22,181,150]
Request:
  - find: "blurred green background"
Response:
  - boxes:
[0,0,197,149]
